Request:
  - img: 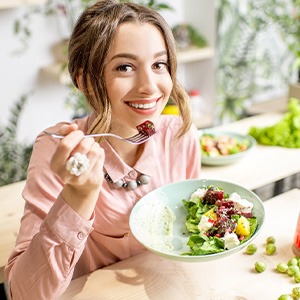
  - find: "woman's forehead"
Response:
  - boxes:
[108,22,167,56]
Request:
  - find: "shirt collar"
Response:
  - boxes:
[101,136,158,183]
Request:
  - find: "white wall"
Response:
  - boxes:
[0,6,73,144]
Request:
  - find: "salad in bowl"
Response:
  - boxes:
[199,130,256,166]
[129,179,265,262]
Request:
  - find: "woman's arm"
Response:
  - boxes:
[5,196,93,299]
[5,123,105,299]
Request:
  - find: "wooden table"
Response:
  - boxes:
[201,112,300,191]
[1,112,300,289]
[0,181,25,283]
[61,189,300,300]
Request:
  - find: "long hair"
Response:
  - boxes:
[68,0,192,137]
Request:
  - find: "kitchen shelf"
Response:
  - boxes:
[41,63,71,85]
[0,0,45,9]
[177,47,214,64]
[41,47,215,84]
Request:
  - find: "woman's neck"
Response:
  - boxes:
[106,137,145,167]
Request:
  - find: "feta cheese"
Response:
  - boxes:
[223,232,240,250]
[198,215,213,232]
[229,192,242,202]
[190,188,207,203]
[229,192,253,214]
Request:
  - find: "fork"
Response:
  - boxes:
[43,130,155,145]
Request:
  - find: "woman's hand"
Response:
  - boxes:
[50,123,105,220]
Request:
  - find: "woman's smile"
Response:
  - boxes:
[126,96,162,114]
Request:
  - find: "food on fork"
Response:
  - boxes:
[136,120,156,137]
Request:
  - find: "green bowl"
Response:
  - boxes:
[199,130,256,166]
[129,179,265,262]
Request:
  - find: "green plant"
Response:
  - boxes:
[172,24,207,50]
[0,95,33,187]
[216,0,294,123]
[65,82,91,118]
[263,0,300,81]
[14,0,96,53]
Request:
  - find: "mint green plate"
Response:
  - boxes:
[199,130,256,166]
[129,179,265,262]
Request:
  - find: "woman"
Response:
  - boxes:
[5,0,201,299]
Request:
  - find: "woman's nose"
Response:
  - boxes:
[137,68,157,95]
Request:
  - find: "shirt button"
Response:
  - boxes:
[77,232,85,240]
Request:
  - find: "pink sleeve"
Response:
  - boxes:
[5,196,94,300]
[4,131,94,299]
[5,197,93,299]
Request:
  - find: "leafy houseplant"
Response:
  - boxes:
[263,0,300,81]
[0,95,33,187]
[14,0,97,52]
[263,0,300,100]
[216,0,295,124]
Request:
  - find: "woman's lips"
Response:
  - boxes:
[127,101,157,110]
[125,97,161,114]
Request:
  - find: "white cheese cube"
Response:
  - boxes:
[229,192,253,214]
[198,215,213,233]
[229,192,242,202]
[223,232,240,250]
[190,188,207,203]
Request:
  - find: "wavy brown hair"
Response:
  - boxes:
[68,0,192,137]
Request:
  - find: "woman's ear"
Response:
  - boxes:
[76,71,94,96]
[76,70,85,92]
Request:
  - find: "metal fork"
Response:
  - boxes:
[43,130,155,145]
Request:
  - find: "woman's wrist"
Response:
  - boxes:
[61,184,100,220]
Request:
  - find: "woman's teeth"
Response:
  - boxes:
[128,102,156,109]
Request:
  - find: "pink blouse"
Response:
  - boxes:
[5,115,201,299]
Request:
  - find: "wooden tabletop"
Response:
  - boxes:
[0,180,25,283]
[61,188,300,300]
[1,112,300,287]
[201,112,300,190]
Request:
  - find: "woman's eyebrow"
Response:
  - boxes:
[110,50,168,61]
[110,53,137,61]
[154,50,168,58]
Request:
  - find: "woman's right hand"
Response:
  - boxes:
[50,123,105,220]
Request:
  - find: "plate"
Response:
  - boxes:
[199,130,256,166]
[129,179,265,262]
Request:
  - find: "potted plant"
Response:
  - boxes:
[0,95,33,187]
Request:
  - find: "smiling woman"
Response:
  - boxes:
[4,1,202,299]
[103,22,173,127]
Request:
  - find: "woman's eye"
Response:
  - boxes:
[153,62,168,70]
[116,64,133,72]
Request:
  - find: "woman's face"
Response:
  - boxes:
[104,22,172,133]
